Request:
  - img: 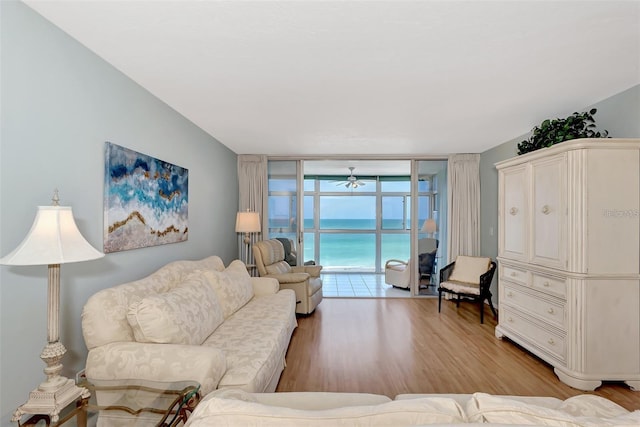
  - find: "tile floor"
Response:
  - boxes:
[320,273,438,298]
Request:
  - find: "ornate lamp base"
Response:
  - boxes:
[12,378,90,424]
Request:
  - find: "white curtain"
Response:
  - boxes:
[237,155,267,264]
[447,154,481,261]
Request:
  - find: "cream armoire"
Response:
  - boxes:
[495,138,640,391]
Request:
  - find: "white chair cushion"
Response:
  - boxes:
[385,260,408,272]
[126,272,224,345]
[202,260,255,319]
[448,256,491,285]
[440,281,480,295]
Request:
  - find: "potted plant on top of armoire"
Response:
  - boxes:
[517,108,610,155]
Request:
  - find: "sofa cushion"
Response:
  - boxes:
[203,260,255,319]
[187,393,466,426]
[203,290,297,392]
[126,273,224,345]
[466,392,640,426]
[448,256,491,285]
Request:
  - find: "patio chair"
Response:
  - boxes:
[384,259,411,289]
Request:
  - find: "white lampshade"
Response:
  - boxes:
[235,211,261,233]
[421,218,437,234]
[0,206,104,266]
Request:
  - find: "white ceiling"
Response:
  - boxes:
[24,0,640,157]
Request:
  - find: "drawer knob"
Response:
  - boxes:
[548,338,555,345]
[510,207,518,215]
[547,307,555,314]
[510,272,517,277]
[508,317,514,323]
[543,281,550,287]
[541,205,551,215]
[507,292,514,297]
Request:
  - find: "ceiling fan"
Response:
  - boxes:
[334,167,365,189]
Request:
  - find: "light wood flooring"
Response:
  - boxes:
[276,298,640,411]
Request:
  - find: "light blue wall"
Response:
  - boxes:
[0,2,239,423]
[479,84,640,306]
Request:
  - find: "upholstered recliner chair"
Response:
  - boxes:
[253,239,323,314]
[384,259,411,289]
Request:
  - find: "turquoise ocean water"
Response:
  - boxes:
[273,219,412,270]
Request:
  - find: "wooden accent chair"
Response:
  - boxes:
[438,256,497,323]
[253,239,323,314]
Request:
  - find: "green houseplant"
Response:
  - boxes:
[517,108,609,155]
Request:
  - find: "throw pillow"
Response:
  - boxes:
[202,260,254,318]
[127,274,224,345]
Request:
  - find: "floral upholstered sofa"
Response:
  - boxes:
[185,389,640,426]
[81,256,297,398]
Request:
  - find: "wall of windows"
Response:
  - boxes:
[267,160,447,278]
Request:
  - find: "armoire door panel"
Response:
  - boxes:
[501,166,527,260]
[586,149,640,274]
[531,155,566,268]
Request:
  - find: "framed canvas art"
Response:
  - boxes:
[103,142,189,253]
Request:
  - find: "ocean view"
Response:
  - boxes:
[272,218,412,271]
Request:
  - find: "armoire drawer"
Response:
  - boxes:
[501,265,527,286]
[502,283,565,329]
[531,273,566,298]
[500,307,566,362]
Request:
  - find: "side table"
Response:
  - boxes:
[79,378,201,426]
[17,393,89,427]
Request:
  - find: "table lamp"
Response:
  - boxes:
[235,210,261,264]
[421,218,437,235]
[0,190,104,423]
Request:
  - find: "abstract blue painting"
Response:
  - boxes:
[103,142,189,253]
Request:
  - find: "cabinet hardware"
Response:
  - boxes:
[547,307,555,314]
[543,281,550,287]
[509,207,518,215]
[541,205,551,215]
[548,338,555,345]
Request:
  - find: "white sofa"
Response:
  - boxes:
[186,389,640,426]
[81,256,297,396]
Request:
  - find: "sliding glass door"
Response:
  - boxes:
[267,158,447,296]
